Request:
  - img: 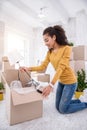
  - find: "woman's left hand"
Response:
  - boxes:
[42,85,53,97]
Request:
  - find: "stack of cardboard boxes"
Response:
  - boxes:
[2,56,15,72]
[70,45,87,78]
[70,50,74,70]
[1,56,15,84]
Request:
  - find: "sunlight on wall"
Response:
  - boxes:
[6,32,30,67]
[7,32,24,53]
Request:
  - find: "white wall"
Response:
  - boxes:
[76,10,87,45]
[0,21,5,61]
[31,27,48,66]
[65,10,87,46]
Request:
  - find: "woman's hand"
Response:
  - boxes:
[19,67,32,72]
[42,85,53,97]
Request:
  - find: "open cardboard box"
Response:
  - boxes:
[3,69,43,125]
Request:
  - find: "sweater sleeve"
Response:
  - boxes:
[31,51,50,72]
[51,46,72,84]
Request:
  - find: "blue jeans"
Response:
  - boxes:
[56,82,87,114]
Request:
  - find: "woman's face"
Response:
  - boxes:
[43,34,56,49]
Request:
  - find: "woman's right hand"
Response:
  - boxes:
[19,67,32,72]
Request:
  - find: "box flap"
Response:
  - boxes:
[3,70,18,85]
[11,89,43,106]
[2,56,9,62]
[3,69,31,86]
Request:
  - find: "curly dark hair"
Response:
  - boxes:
[43,25,69,46]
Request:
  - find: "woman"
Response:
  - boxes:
[20,25,87,114]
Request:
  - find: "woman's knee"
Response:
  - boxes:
[58,104,67,114]
[55,101,59,111]
[55,103,66,114]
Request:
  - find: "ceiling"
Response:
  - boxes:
[0,0,87,28]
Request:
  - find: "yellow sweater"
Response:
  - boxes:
[31,45,77,84]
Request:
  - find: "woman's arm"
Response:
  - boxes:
[28,51,50,72]
[20,51,50,72]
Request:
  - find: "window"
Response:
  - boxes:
[6,32,30,67]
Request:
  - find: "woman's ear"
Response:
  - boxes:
[53,35,56,41]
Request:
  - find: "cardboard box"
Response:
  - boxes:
[37,74,50,83]
[2,56,8,62]
[0,61,2,70]
[70,52,74,61]
[3,69,43,125]
[2,56,15,71]
[31,72,50,83]
[70,60,75,70]
[74,60,87,76]
[73,45,87,60]
[0,71,6,86]
[2,62,15,71]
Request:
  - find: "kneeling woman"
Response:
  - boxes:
[20,25,87,114]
